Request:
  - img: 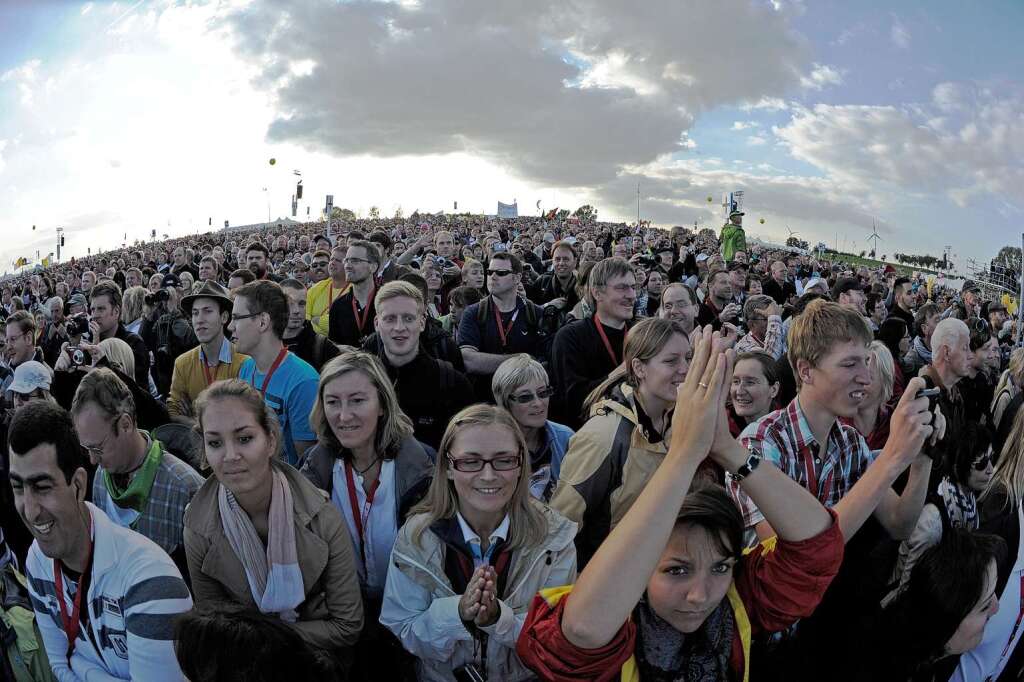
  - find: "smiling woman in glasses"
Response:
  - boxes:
[492,354,575,502]
[381,404,577,682]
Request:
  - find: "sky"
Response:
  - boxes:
[0,0,1021,274]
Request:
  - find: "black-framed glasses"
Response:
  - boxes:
[230,312,263,323]
[973,454,992,471]
[447,454,522,473]
[487,268,513,277]
[508,386,556,404]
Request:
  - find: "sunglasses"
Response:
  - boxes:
[447,454,522,473]
[487,268,513,277]
[973,454,992,471]
[972,318,990,334]
[508,386,556,404]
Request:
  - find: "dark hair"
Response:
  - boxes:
[490,251,522,274]
[347,239,381,267]
[6,310,36,336]
[228,268,257,285]
[233,280,289,339]
[913,302,940,336]
[449,285,483,308]
[830,277,862,301]
[674,483,744,564]
[877,317,908,361]
[965,317,992,352]
[90,280,123,311]
[880,529,1003,669]
[368,230,392,252]
[174,606,339,682]
[8,401,85,484]
[245,242,270,258]
[951,423,993,485]
[865,292,883,315]
[398,272,429,304]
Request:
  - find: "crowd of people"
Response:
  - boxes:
[0,208,1020,681]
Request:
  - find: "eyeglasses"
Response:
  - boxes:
[230,312,263,323]
[508,386,556,404]
[311,261,329,268]
[447,454,522,473]
[973,454,992,471]
[343,257,372,265]
[487,269,514,277]
[6,331,28,344]
[80,415,122,459]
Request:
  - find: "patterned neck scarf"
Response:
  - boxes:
[634,595,734,682]
[938,477,978,530]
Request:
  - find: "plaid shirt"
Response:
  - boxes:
[92,434,204,556]
[727,397,876,528]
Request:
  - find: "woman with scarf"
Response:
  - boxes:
[518,328,845,681]
[183,379,364,665]
[380,404,577,681]
[302,352,432,680]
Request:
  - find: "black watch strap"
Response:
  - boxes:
[732,452,762,482]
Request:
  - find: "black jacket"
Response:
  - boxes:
[550,316,626,428]
[285,321,340,372]
[114,323,153,391]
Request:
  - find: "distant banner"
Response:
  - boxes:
[497,201,518,218]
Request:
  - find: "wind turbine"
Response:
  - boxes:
[867,219,882,258]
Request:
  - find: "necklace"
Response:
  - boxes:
[353,455,381,475]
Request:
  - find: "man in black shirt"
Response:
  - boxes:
[696,268,741,331]
[369,281,473,449]
[888,277,916,327]
[281,279,339,372]
[762,259,796,306]
[550,257,634,428]
[329,239,380,348]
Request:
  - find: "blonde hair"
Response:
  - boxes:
[982,407,1024,511]
[121,286,147,325]
[867,341,895,405]
[374,280,424,312]
[992,348,1024,416]
[98,337,135,378]
[409,404,546,551]
[461,258,484,277]
[309,352,413,459]
[194,379,282,466]
[787,299,873,388]
[584,317,688,414]
[491,354,549,410]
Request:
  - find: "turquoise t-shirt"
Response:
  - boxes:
[238,352,319,466]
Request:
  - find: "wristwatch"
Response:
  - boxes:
[731,452,762,482]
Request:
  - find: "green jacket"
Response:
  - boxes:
[1,565,54,682]
[720,222,748,262]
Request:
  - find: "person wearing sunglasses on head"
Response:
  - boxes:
[381,404,577,682]
[492,354,575,502]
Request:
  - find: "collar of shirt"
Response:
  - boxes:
[199,336,233,367]
[788,395,841,454]
[456,511,510,550]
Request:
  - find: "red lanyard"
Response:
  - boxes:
[1001,574,1024,658]
[252,348,288,397]
[344,460,381,567]
[593,314,626,365]
[54,512,94,662]
[201,345,220,388]
[351,285,376,335]
[493,299,520,348]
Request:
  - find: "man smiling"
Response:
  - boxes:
[10,401,191,681]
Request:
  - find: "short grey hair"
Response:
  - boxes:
[491,354,549,409]
[932,318,969,357]
[743,294,775,324]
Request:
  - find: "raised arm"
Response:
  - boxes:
[560,327,726,649]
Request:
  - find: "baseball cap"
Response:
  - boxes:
[962,280,981,294]
[9,361,53,394]
[68,293,87,308]
[161,273,183,289]
[729,210,745,218]
[696,253,710,263]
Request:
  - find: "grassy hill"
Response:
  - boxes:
[819,251,944,277]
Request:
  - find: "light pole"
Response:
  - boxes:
[56,227,64,262]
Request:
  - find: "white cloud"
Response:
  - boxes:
[891,16,911,49]
[732,120,758,130]
[739,96,789,112]
[747,135,767,146]
[800,63,843,90]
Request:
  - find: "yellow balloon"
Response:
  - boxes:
[759,217,765,224]
[269,158,276,165]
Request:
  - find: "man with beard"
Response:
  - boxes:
[10,401,192,680]
[88,281,151,390]
[366,282,473,449]
[244,242,282,283]
[329,240,379,347]
[696,268,741,331]
[167,280,249,424]
[306,245,347,337]
[281,278,339,372]
[306,249,330,284]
